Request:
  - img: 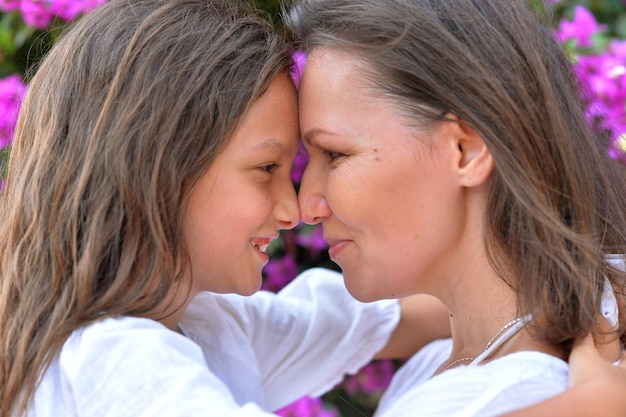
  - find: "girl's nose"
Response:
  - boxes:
[275,181,300,230]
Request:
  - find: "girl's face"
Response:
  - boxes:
[183,73,300,296]
[298,49,469,302]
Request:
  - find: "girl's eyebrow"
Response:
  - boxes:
[250,139,288,154]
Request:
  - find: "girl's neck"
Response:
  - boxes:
[157,288,198,332]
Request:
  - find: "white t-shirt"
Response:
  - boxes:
[28,268,400,416]
[375,338,568,417]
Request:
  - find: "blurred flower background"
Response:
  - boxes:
[1,0,626,416]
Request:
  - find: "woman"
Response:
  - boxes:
[290,0,626,415]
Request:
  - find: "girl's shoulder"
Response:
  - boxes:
[32,316,259,417]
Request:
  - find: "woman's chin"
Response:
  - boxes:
[344,278,385,303]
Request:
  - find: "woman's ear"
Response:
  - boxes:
[446,114,494,187]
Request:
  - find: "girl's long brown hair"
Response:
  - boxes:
[0,0,292,415]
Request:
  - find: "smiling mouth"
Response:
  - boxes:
[250,236,277,255]
[251,241,270,253]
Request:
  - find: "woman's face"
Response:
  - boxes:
[183,73,300,296]
[298,49,468,302]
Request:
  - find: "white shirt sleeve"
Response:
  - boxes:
[41,317,280,417]
[180,267,401,411]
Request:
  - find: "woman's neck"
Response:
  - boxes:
[437,264,564,374]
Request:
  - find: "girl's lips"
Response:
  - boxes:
[250,236,277,264]
[328,240,350,259]
[252,245,270,263]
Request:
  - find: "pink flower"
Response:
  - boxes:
[295,225,327,260]
[570,39,626,162]
[290,50,307,89]
[276,397,338,417]
[291,143,309,184]
[82,0,107,13]
[261,254,298,293]
[0,74,27,149]
[343,361,395,396]
[0,0,20,12]
[557,5,606,48]
[49,0,87,21]
[20,0,54,29]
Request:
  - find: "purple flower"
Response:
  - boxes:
[570,39,626,162]
[290,50,307,89]
[262,254,298,293]
[0,74,27,149]
[343,361,395,396]
[291,143,309,184]
[295,224,327,260]
[82,0,107,13]
[609,134,626,163]
[20,0,54,29]
[10,0,108,26]
[49,0,87,21]
[557,5,606,48]
[0,0,20,11]
[276,397,338,417]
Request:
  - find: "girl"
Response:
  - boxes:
[0,0,419,415]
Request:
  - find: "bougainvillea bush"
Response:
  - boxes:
[1,1,625,416]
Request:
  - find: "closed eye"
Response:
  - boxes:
[260,163,279,174]
[323,150,345,161]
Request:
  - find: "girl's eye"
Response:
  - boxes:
[260,163,279,174]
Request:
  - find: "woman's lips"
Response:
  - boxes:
[327,239,350,259]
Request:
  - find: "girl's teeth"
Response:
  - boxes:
[252,242,270,253]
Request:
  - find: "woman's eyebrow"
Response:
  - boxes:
[301,127,339,146]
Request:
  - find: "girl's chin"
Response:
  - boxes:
[235,277,263,296]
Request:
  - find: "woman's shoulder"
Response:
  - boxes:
[377,341,568,417]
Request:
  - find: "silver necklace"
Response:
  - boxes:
[441,315,528,373]
[484,316,525,351]
[441,357,474,372]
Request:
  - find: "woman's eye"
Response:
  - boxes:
[323,150,344,161]
[260,163,279,174]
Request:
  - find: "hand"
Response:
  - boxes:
[498,334,626,417]
[567,334,626,415]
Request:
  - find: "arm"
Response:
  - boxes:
[499,335,626,417]
[375,294,451,359]
[183,268,401,411]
